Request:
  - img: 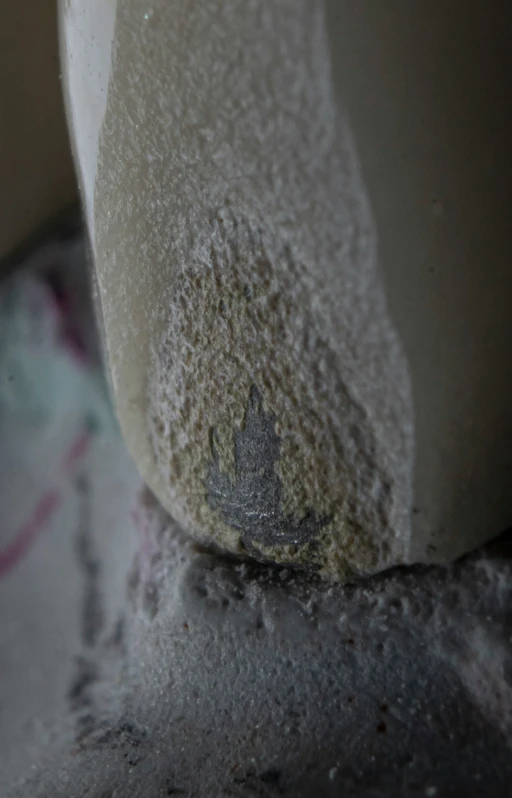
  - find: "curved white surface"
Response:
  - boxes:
[60,0,117,247]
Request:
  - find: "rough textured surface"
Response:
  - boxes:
[149,210,411,579]
[2,229,512,797]
[63,0,512,576]
[94,0,414,579]
[12,489,512,798]
[206,386,332,553]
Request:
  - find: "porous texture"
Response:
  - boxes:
[4,209,512,798]
[149,210,407,579]
[94,0,414,580]
[12,490,512,798]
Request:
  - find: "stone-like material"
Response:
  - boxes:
[2,238,511,796]
[60,0,512,578]
[13,491,512,798]
[68,0,414,579]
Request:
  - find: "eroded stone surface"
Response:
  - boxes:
[63,0,512,580]
[206,385,332,554]
[148,211,411,580]
[93,1,414,580]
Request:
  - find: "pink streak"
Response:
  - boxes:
[62,431,90,472]
[0,490,60,578]
[0,431,91,579]
[131,503,155,583]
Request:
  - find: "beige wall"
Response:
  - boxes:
[0,0,77,262]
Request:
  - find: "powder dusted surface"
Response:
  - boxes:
[2,231,511,798]
[11,492,512,798]
[148,211,408,578]
[3,217,512,798]
[94,0,414,579]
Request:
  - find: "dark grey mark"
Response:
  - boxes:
[68,656,98,712]
[259,770,284,790]
[75,475,104,647]
[206,385,330,550]
[72,718,148,760]
[504,659,512,688]
[192,583,208,599]
[143,580,159,620]
[126,557,140,609]
[233,768,286,795]
[165,780,186,796]
[75,713,97,742]
[104,614,125,650]
[95,720,148,750]
[67,655,101,745]
[127,562,160,620]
